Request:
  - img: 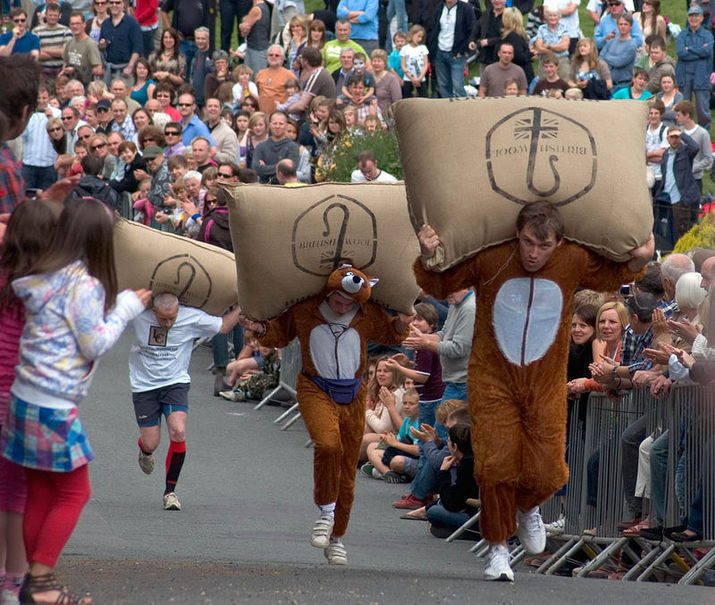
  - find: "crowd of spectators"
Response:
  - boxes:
[0,1,713,588]
[0,0,712,252]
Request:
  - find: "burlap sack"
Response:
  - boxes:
[393,97,653,270]
[222,182,420,321]
[114,218,239,316]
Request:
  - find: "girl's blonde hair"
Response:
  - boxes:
[436,400,468,425]
[408,24,426,44]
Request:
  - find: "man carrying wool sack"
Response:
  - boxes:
[414,202,653,582]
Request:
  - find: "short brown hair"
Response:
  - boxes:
[414,302,439,330]
[516,202,564,242]
[674,100,694,118]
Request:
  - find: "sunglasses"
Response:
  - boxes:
[79,134,92,140]
[165,131,179,135]
[206,198,217,203]
[218,172,232,178]
[13,17,26,23]
[61,116,74,121]
[92,143,107,150]
[177,103,193,107]
[97,107,109,112]
[108,1,122,4]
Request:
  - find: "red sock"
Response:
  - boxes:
[165,440,186,495]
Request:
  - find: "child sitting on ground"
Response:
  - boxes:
[363,388,420,483]
[220,331,280,402]
[426,423,480,539]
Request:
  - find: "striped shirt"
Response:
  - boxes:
[32,23,73,70]
[22,107,60,168]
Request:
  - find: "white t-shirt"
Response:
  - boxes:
[645,122,668,179]
[400,44,429,81]
[350,169,398,183]
[129,306,222,392]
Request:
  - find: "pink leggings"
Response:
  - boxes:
[23,465,91,568]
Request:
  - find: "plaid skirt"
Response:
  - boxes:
[1,395,94,472]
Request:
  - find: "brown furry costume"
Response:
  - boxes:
[414,240,639,544]
[258,267,409,538]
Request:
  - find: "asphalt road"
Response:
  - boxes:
[54,334,712,604]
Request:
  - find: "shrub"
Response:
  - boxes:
[321,127,403,182]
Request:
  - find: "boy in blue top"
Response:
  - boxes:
[364,387,420,482]
[0,8,40,58]
[388,30,407,82]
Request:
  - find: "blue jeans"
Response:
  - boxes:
[21,164,56,192]
[142,29,156,57]
[650,430,669,525]
[180,40,198,83]
[212,326,244,370]
[442,381,467,403]
[384,0,407,53]
[680,79,711,131]
[426,502,471,529]
[434,50,466,98]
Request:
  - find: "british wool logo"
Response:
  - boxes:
[485,106,597,206]
[292,194,378,276]
[149,254,213,309]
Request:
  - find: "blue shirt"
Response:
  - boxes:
[337,0,379,41]
[594,13,643,50]
[181,114,215,147]
[0,31,40,54]
[664,149,680,205]
[99,14,143,63]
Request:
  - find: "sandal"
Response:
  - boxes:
[19,573,91,605]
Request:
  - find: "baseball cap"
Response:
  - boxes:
[688,5,704,15]
[142,145,165,159]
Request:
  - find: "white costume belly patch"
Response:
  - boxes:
[309,324,361,379]
[493,278,563,366]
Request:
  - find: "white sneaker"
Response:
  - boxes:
[310,515,334,548]
[163,492,181,511]
[517,506,546,554]
[1,587,20,605]
[138,449,155,475]
[545,514,565,535]
[324,539,347,565]
[484,544,514,582]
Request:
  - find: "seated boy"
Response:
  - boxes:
[532,53,569,98]
[364,388,420,483]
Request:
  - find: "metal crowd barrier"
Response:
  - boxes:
[530,383,714,584]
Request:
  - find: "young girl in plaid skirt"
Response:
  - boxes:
[0,201,60,605]
[0,198,151,605]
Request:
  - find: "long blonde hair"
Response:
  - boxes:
[501,7,527,42]
[576,37,600,71]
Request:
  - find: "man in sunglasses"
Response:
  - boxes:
[594,0,642,50]
[94,98,116,135]
[99,0,143,85]
[0,8,40,58]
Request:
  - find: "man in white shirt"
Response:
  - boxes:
[350,150,397,183]
[129,293,242,511]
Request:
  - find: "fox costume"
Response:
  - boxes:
[256,266,410,548]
